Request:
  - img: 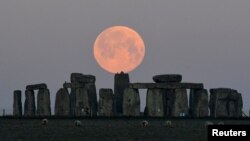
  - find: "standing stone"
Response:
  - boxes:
[13,90,22,116]
[70,88,76,116]
[55,88,71,116]
[123,88,140,116]
[169,89,188,117]
[24,90,35,116]
[70,73,81,116]
[230,91,243,117]
[164,89,174,116]
[75,88,91,116]
[114,72,130,115]
[153,74,182,83]
[189,89,208,117]
[71,73,84,83]
[146,89,165,117]
[84,76,98,117]
[174,89,188,117]
[37,88,51,116]
[99,89,114,116]
[209,88,242,118]
[70,73,98,116]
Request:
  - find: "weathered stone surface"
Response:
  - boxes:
[153,74,182,83]
[209,88,242,118]
[63,82,85,88]
[13,90,22,116]
[55,88,71,116]
[114,72,130,115]
[146,89,165,117]
[69,73,97,116]
[189,89,208,117]
[99,89,114,116]
[37,88,51,116]
[24,90,35,116]
[70,88,76,116]
[26,83,47,90]
[75,88,91,116]
[71,73,96,84]
[129,83,203,89]
[167,89,188,117]
[85,83,98,116]
[123,88,140,116]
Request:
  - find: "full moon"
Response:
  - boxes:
[93,26,145,74]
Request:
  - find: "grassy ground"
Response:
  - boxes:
[0,117,249,141]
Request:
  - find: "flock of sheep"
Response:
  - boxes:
[41,118,223,128]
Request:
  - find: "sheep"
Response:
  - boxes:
[140,120,149,128]
[74,120,82,127]
[41,118,48,126]
[204,121,213,128]
[218,121,224,125]
[164,120,173,128]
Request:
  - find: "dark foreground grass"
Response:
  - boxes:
[0,117,249,141]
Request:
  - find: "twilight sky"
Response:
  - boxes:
[0,0,250,114]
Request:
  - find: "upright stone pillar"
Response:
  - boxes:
[13,90,22,116]
[24,90,35,116]
[123,88,140,116]
[55,88,71,116]
[70,73,81,116]
[209,88,242,118]
[170,89,188,117]
[75,88,90,116]
[70,73,98,116]
[114,72,130,115]
[164,89,174,116]
[37,88,51,116]
[84,75,98,117]
[99,88,114,117]
[146,89,165,117]
[70,88,76,116]
[189,89,208,117]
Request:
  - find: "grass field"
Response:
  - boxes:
[0,117,249,141]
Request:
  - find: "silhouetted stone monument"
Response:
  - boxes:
[69,73,97,116]
[209,88,242,118]
[189,89,208,117]
[145,88,188,117]
[26,83,47,90]
[37,88,51,116]
[84,75,98,116]
[169,89,188,117]
[123,88,140,116]
[153,74,182,83]
[13,90,22,116]
[70,88,76,116]
[114,72,130,115]
[75,88,90,116]
[129,83,203,89]
[24,90,35,116]
[99,88,114,116]
[55,88,71,116]
[146,89,165,117]
[70,73,82,116]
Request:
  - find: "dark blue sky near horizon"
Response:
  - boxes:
[0,0,249,114]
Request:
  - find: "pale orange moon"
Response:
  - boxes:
[93,26,145,74]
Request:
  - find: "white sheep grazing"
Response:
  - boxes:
[41,118,48,125]
[141,120,149,128]
[218,121,224,125]
[164,120,173,128]
[74,120,82,127]
[205,121,213,128]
